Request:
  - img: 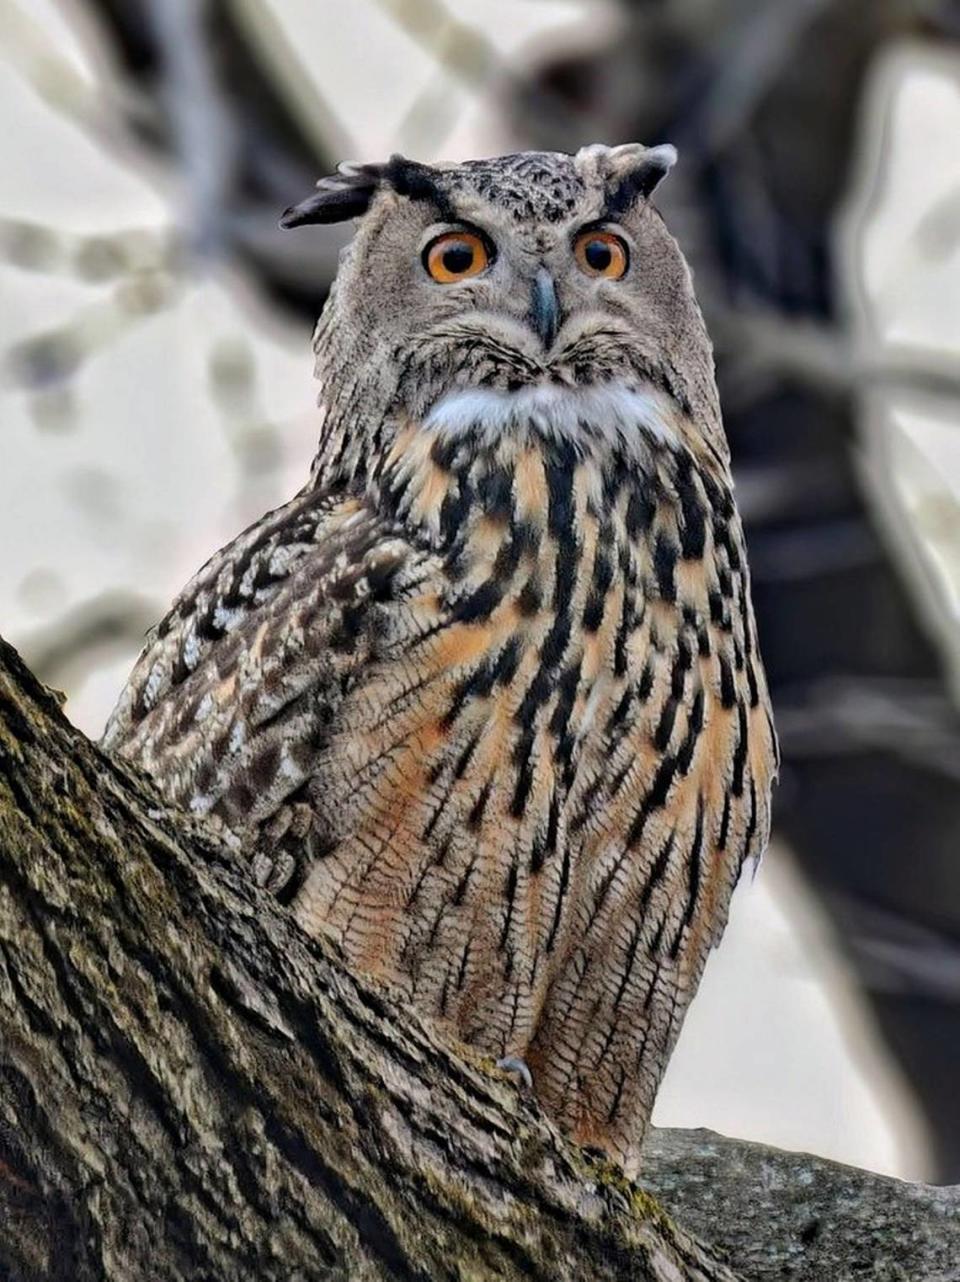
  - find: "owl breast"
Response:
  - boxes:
[291,391,775,1154]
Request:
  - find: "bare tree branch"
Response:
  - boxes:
[2,636,960,1279]
[0,632,740,1282]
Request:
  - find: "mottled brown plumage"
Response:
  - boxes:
[103,144,777,1176]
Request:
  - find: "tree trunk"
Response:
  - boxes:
[0,633,735,1282]
[4,636,960,1280]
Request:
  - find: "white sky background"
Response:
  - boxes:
[2,0,959,1182]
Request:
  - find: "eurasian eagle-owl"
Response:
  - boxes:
[103,144,777,1176]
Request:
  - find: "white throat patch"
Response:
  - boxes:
[423,381,682,455]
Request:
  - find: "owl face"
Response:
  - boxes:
[284,145,720,469]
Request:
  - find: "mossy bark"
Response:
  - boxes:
[0,634,735,1282]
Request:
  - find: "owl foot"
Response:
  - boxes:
[496,1055,534,1090]
[250,802,313,901]
[251,849,298,898]
[271,802,314,843]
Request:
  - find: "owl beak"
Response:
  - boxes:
[529,267,560,350]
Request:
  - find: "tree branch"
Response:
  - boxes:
[2,635,959,1279]
[642,1128,960,1282]
[0,633,735,1282]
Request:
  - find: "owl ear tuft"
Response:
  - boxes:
[602,142,678,214]
[279,162,388,228]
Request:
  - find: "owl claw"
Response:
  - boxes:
[285,803,314,841]
[251,850,298,898]
[496,1055,534,1090]
[251,802,312,900]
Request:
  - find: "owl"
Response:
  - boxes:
[103,144,777,1177]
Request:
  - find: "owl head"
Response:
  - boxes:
[283,145,722,486]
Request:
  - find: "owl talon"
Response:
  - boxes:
[251,850,298,898]
[285,802,314,840]
[496,1055,534,1090]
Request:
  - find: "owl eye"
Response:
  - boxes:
[574,229,629,279]
[423,230,490,283]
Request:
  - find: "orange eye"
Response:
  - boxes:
[424,230,490,283]
[574,229,629,279]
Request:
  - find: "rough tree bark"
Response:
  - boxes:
[0,632,735,1282]
[3,633,959,1282]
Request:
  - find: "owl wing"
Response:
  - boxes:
[102,484,440,842]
